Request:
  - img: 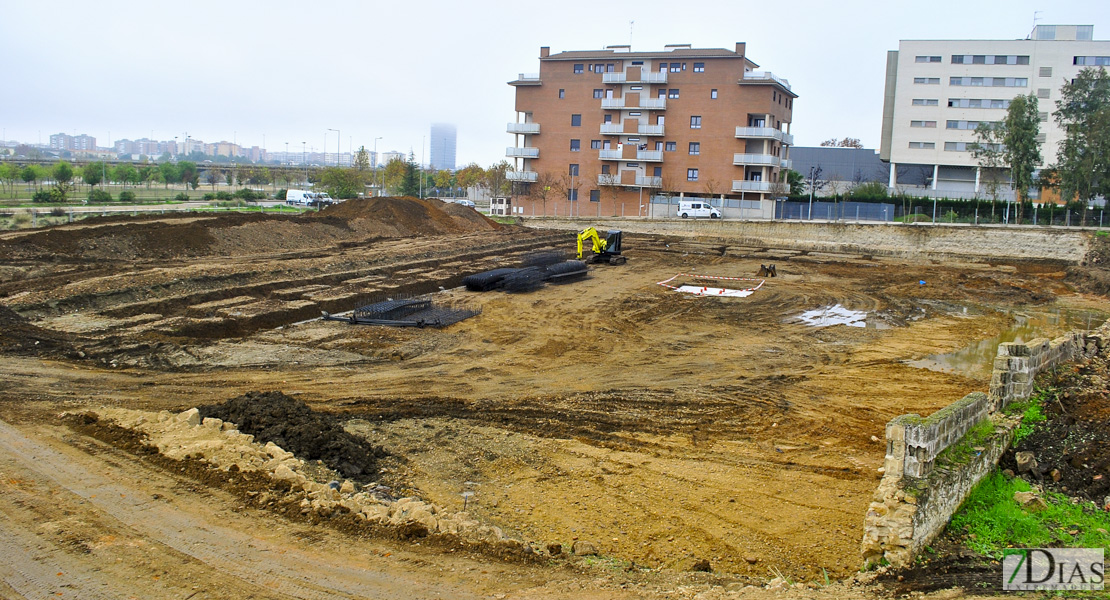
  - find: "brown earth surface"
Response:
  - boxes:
[0,198,1107,599]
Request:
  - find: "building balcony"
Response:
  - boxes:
[741,71,793,92]
[636,176,663,187]
[638,98,666,110]
[732,180,772,193]
[506,147,539,159]
[507,170,538,182]
[733,153,781,166]
[602,71,667,84]
[639,124,664,136]
[636,150,663,162]
[509,73,541,86]
[735,127,794,145]
[598,123,665,136]
[507,122,540,135]
[780,158,792,170]
[600,123,625,135]
[601,98,667,110]
[598,174,620,186]
[599,149,623,160]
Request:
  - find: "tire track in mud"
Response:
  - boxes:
[0,419,485,600]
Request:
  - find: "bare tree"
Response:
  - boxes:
[529,172,558,216]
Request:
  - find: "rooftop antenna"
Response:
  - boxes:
[1032,10,1043,36]
[629,20,634,48]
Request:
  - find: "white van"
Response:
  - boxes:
[678,201,721,219]
[285,190,333,206]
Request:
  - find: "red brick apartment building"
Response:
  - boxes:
[507,43,796,218]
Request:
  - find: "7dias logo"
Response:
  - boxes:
[1003,548,1105,591]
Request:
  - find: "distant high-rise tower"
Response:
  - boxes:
[429,123,457,170]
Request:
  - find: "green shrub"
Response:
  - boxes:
[118,190,136,202]
[275,189,287,202]
[232,188,256,200]
[88,189,112,203]
[202,193,216,201]
[174,192,190,201]
[215,191,233,200]
[31,189,52,203]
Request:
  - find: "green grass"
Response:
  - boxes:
[949,471,1110,558]
[936,419,996,467]
[1005,387,1051,444]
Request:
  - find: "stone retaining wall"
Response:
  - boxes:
[862,323,1110,568]
[526,218,1091,264]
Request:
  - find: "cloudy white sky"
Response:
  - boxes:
[2,0,1108,167]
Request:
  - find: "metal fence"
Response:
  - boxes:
[777,201,897,222]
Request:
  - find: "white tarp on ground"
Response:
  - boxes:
[795,304,867,327]
[673,285,756,297]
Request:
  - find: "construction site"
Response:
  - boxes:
[1,196,1108,599]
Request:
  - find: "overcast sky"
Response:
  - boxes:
[2,0,1108,167]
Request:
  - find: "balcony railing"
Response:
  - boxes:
[639,124,664,136]
[638,98,666,110]
[505,147,539,158]
[636,150,663,162]
[735,127,795,145]
[510,73,541,85]
[599,149,623,160]
[597,174,620,186]
[601,98,625,109]
[731,180,772,193]
[600,123,624,135]
[507,122,540,134]
[602,71,667,84]
[636,176,663,187]
[507,170,538,182]
[733,153,780,166]
[780,158,792,170]
[742,71,792,91]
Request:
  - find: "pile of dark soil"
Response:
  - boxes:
[199,391,387,482]
[0,305,75,357]
[1001,350,1110,502]
[1069,233,1110,296]
[316,196,500,236]
[877,537,1001,594]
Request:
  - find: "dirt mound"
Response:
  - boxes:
[198,391,387,482]
[0,305,75,356]
[1001,350,1110,501]
[317,196,500,236]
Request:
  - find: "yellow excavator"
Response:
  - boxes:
[576,227,626,265]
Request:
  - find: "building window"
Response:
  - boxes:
[949,76,1028,87]
[568,189,578,201]
[571,114,582,126]
[1036,25,1056,40]
[689,142,700,155]
[665,141,676,151]
[687,168,699,181]
[631,61,643,66]
[1074,56,1110,66]
[690,115,702,129]
[693,62,705,72]
[570,139,580,152]
[558,89,565,99]
[1077,25,1094,40]
[950,55,1029,65]
[573,64,584,74]
[947,120,998,130]
[948,98,1011,109]
[593,89,604,99]
[915,55,942,63]
[601,164,610,174]
[569,164,579,176]
[1037,88,1050,99]
[659,62,667,72]
[912,98,939,106]
[670,64,682,73]
[908,142,936,149]
[630,85,643,91]
[626,163,638,167]
[711,89,718,99]
[1039,66,1054,77]
[913,77,940,85]
[653,166,662,177]
[590,189,600,202]
[655,141,663,151]
[910,120,937,128]
[628,112,641,116]
[668,89,680,99]
[1038,111,1049,122]
[591,140,602,150]
[945,141,999,152]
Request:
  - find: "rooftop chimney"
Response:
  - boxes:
[735,42,746,56]
[540,46,550,58]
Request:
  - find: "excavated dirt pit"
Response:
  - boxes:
[1,199,1109,598]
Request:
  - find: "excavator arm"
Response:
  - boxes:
[576,227,608,259]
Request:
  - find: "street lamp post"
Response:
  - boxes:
[808,166,815,220]
[374,137,382,196]
[302,142,307,187]
[328,128,339,167]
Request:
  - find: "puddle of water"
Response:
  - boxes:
[908,308,1107,379]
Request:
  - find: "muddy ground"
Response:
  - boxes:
[0,197,1107,598]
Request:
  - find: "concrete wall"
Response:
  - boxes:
[526,218,1091,264]
[862,323,1110,568]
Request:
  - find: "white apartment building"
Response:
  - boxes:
[879,24,1109,197]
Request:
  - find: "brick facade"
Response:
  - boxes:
[508,43,796,217]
